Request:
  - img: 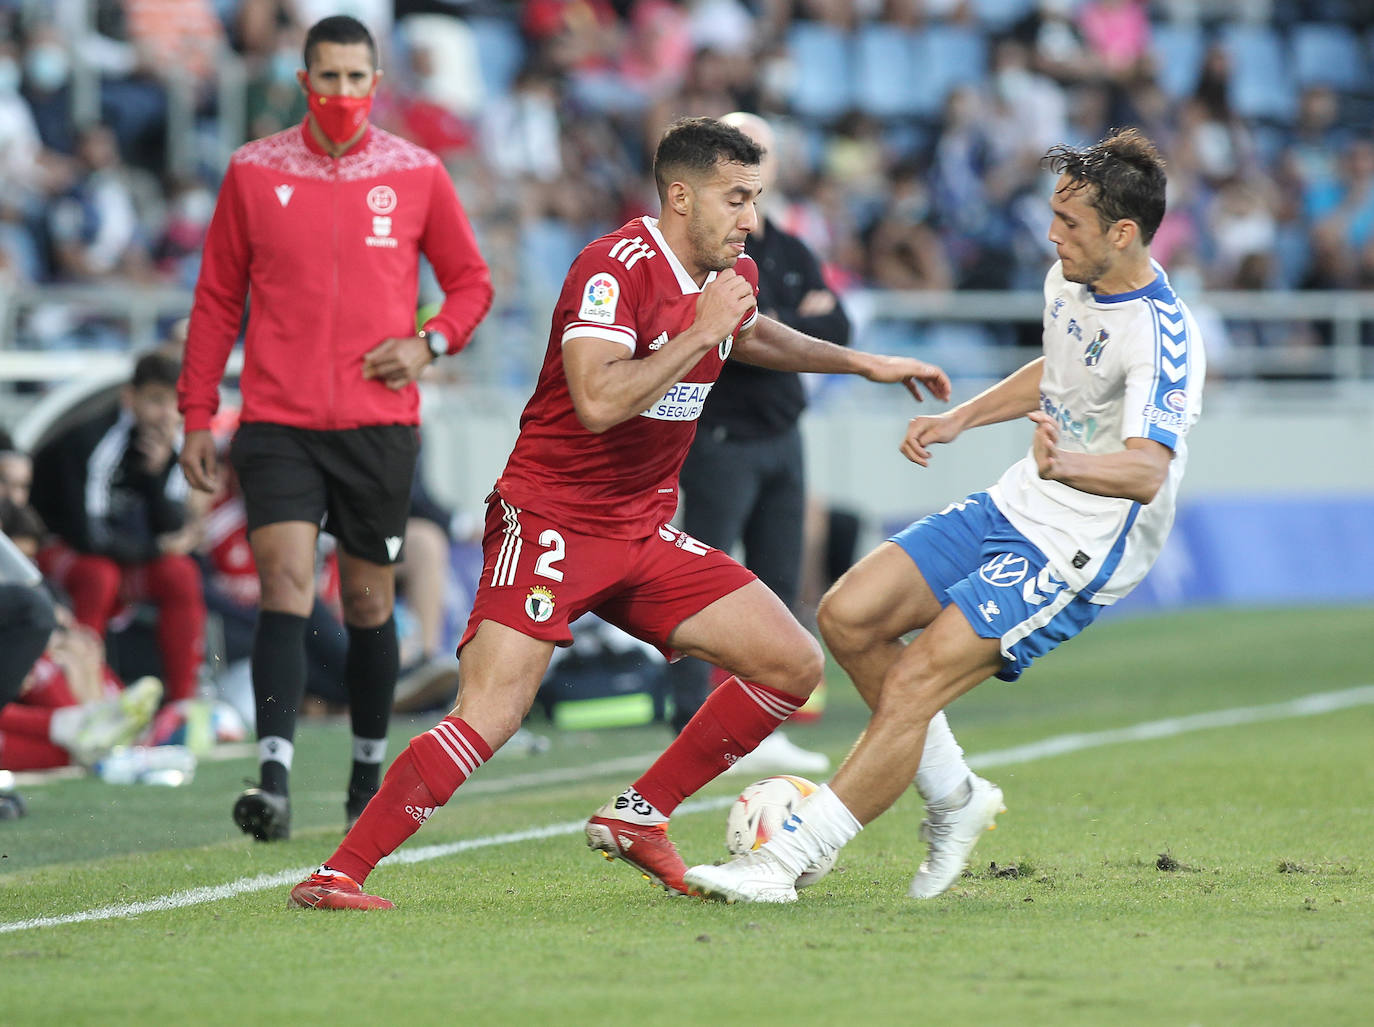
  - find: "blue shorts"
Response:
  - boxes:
[889,492,1102,682]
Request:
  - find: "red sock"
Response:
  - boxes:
[327,716,492,884]
[0,703,56,739]
[0,732,72,770]
[145,554,206,702]
[634,677,804,816]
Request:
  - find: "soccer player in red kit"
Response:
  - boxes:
[290,116,949,910]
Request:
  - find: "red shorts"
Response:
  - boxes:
[458,493,756,658]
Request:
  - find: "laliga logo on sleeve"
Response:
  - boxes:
[579,273,620,324]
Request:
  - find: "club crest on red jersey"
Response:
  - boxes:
[366,185,397,214]
[525,586,556,623]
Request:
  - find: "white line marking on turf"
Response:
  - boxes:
[967,684,1374,769]
[3,684,1372,935]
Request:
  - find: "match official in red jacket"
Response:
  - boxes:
[177,15,492,842]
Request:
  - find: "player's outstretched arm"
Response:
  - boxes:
[900,356,1046,467]
[733,315,950,402]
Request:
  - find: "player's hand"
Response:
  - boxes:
[362,335,432,390]
[179,430,219,493]
[1029,410,1062,481]
[901,413,963,466]
[693,268,756,347]
[134,422,176,474]
[858,354,951,403]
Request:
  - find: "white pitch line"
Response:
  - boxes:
[3,684,1372,935]
[967,685,1374,769]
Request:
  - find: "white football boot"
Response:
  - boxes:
[908,775,1006,899]
[685,849,799,904]
[723,730,831,776]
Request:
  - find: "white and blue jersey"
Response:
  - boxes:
[892,261,1204,680]
[991,260,1205,603]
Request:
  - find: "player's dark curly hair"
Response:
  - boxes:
[1042,128,1167,243]
[653,117,764,202]
[304,15,377,70]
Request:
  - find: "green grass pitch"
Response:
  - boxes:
[1,604,1371,1025]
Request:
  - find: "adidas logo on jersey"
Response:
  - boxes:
[608,235,656,269]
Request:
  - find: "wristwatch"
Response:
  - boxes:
[419,328,449,360]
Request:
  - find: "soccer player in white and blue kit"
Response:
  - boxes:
[686,128,1206,904]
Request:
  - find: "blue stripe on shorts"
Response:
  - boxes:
[888,492,1102,682]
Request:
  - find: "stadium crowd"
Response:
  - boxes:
[0,1,1371,783]
[1,0,1372,357]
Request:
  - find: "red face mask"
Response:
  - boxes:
[307,86,373,145]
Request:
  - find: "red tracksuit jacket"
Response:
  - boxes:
[179,120,492,433]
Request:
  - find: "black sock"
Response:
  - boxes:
[346,615,398,796]
[252,610,308,796]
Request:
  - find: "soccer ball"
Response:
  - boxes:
[725,775,837,888]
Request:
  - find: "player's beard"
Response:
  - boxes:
[687,210,739,273]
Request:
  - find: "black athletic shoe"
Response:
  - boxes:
[0,790,26,820]
[344,784,377,832]
[233,787,290,841]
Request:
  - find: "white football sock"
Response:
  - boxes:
[762,783,861,877]
[48,704,88,748]
[914,710,972,806]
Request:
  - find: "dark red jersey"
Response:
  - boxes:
[497,217,758,538]
[179,121,492,433]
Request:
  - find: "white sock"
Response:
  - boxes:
[353,736,387,764]
[49,705,88,748]
[606,787,668,825]
[914,710,971,805]
[259,736,294,772]
[763,783,861,877]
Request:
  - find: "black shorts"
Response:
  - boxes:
[229,421,419,565]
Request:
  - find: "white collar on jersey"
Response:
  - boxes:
[642,216,718,295]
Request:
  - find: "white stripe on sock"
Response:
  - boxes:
[258,736,293,770]
[431,721,483,776]
[353,736,387,764]
[434,720,477,765]
[737,680,800,721]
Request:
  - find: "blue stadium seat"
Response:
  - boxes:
[1221,23,1296,121]
[467,16,526,99]
[787,22,854,122]
[913,25,988,117]
[970,0,1035,32]
[1291,23,1369,91]
[1149,21,1207,100]
[854,26,924,119]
